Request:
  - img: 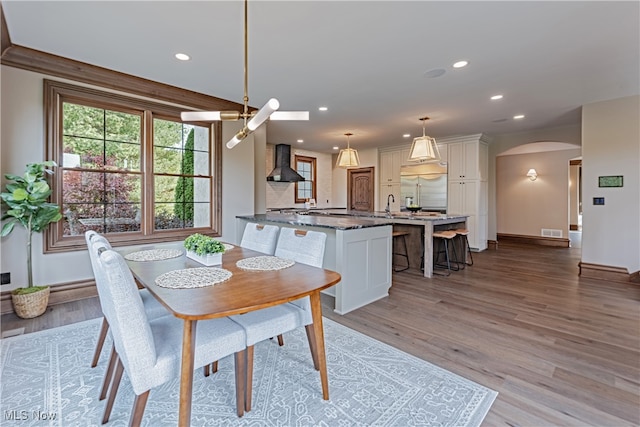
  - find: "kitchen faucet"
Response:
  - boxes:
[385,194,395,214]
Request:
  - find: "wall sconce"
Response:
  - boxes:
[527,169,538,181]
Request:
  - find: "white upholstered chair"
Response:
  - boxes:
[84,231,167,370]
[239,222,279,254]
[228,227,327,412]
[91,241,247,425]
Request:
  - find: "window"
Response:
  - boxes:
[45,80,221,252]
[294,155,316,203]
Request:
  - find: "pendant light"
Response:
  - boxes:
[407,117,441,162]
[180,0,308,149]
[336,133,360,168]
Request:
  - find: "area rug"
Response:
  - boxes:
[1,317,497,426]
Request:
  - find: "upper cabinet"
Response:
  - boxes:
[447,137,488,181]
[380,150,403,183]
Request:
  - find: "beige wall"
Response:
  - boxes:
[488,124,582,241]
[496,149,581,238]
[581,95,640,273]
[0,65,260,290]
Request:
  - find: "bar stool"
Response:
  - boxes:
[432,230,458,276]
[392,231,410,272]
[453,228,474,268]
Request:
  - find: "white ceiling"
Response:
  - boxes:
[3,1,639,153]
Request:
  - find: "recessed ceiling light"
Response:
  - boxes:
[453,60,468,68]
[319,107,328,111]
[332,146,339,150]
[490,94,503,100]
[513,114,525,119]
[297,139,304,143]
[175,53,190,61]
[403,133,411,138]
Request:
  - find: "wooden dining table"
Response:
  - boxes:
[124,243,341,426]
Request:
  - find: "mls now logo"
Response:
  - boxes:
[4,410,57,421]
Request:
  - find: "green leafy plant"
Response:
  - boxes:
[184,233,225,255]
[1,161,63,293]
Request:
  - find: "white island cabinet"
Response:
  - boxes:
[237,214,392,315]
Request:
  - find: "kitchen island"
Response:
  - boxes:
[237,211,468,314]
[237,213,393,314]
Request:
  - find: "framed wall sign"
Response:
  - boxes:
[598,175,623,188]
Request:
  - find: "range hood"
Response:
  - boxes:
[267,144,305,182]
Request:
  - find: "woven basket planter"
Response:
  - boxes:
[12,287,50,319]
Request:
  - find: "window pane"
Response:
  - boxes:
[62,104,141,173]
[154,119,183,148]
[155,203,185,230]
[154,146,183,175]
[62,170,141,236]
[105,110,141,144]
[155,175,179,203]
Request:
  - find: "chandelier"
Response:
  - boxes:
[407,117,441,162]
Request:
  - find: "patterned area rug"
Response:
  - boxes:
[1,318,497,426]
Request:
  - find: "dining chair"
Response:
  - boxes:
[239,222,280,254]
[84,231,167,370]
[228,227,327,412]
[91,241,248,425]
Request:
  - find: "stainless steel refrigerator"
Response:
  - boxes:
[400,163,448,212]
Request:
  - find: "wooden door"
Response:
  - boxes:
[348,167,375,211]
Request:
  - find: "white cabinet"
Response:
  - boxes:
[380,150,402,183]
[443,134,489,251]
[379,183,401,211]
[447,140,487,181]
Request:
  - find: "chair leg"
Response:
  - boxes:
[234,350,246,417]
[129,390,150,427]
[102,357,124,424]
[204,364,210,377]
[99,344,117,401]
[433,238,451,276]
[212,360,218,373]
[465,235,474,266]
[305,324,319,370]
[245,345,254,412]
[277,334,284,346]
[92,317,109,368]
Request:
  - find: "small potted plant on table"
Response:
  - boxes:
[184,233,225,266]
[1,161,62,319]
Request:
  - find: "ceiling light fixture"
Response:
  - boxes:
[407,117,441,163]
[453,60,469,68]
[514,114,525,119]
[319,107,328,111]
[527,169,538,181]
[490,94,503,100]
[175,53,190,61]
[336,133,360,168]
[180,0,308,149]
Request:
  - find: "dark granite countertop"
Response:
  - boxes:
[237,213,392,230]
[238,211,468,230]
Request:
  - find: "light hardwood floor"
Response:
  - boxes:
[2,242,639,426]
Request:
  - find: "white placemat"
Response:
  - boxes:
[236,256,295,271]
[124,248,183,262]
[223,243,235,251]
[155,267,232,289]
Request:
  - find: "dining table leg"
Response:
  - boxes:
[179,319,197,426]
[309,291,329,400]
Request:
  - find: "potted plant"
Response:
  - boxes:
[184,233,225,266]
[1,161,62,318]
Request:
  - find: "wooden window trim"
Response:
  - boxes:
[44,80,223,253]
[294,155,317,203]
